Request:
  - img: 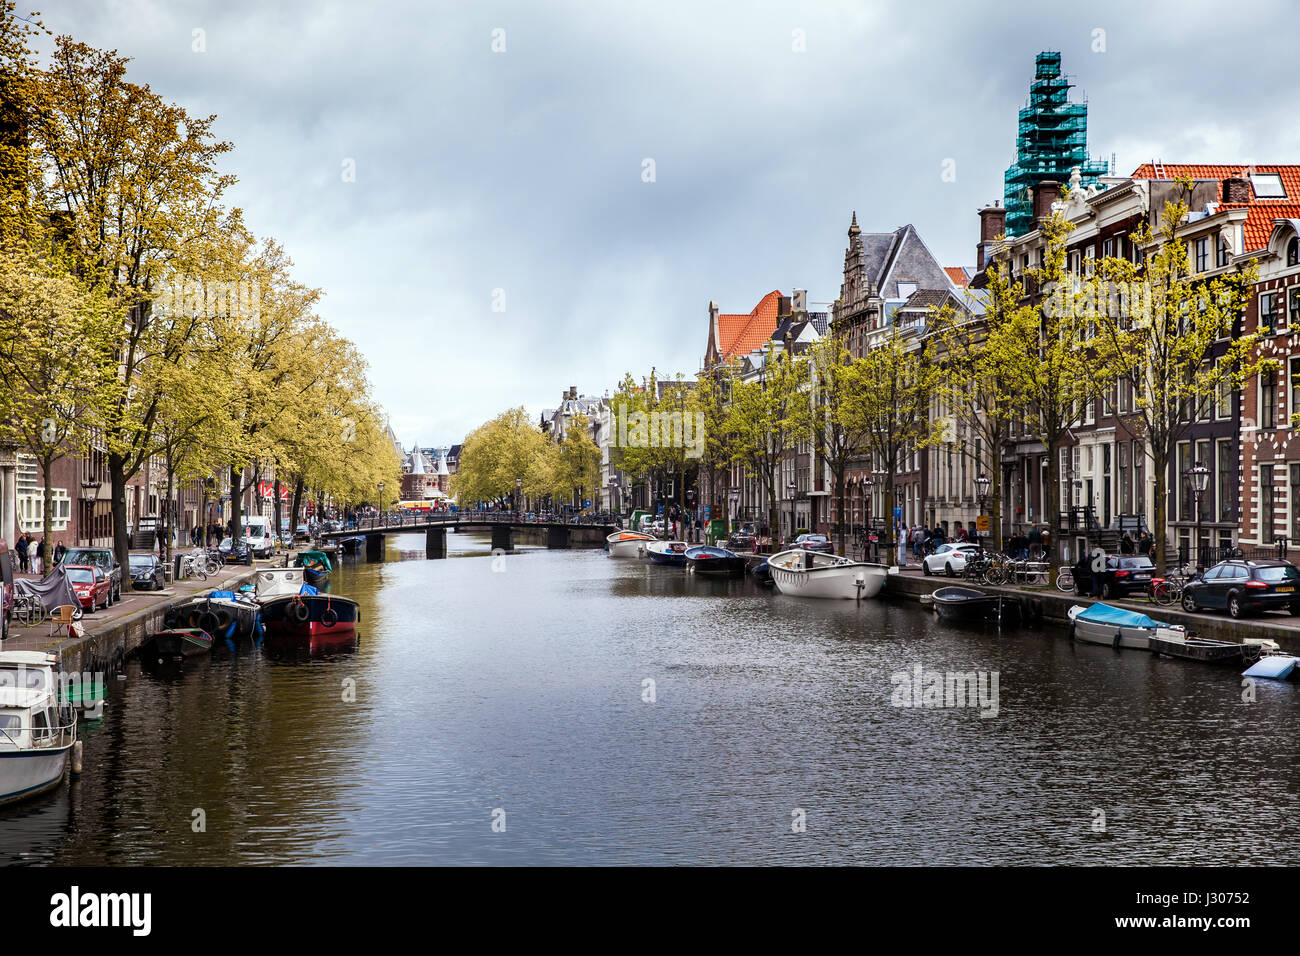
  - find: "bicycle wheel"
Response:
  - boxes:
[1152,581,1175,606]
[983,567,1006,587]
[1055,570,1074,593]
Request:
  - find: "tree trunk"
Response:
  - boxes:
[41,452,54,574]
[164,466,175,564]
[230,464,243,547]
[110,453,132,592]
[291,478,304,531]
[833,468,847,557]
[1045,444,1062,565]
[1151,454,1168,574]
[273,478,283,541]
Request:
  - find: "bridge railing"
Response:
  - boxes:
[333,510,621,535]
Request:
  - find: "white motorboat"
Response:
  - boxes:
[1068,603,1185,650]
[0,651,78,807]
[606,530,656,558]
[768,549,888,599]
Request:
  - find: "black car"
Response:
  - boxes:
[790,533,835,555]
[218,537,254,565]
[1181,559,1300,618]
[59,547,122,601]
[128,553,166,590]
[1095,555,1157,599]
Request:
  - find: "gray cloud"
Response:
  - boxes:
[46,0,1298,442]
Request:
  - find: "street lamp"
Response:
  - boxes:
[975,473,991,556]
[787,480,797,548]
[864,475,876,561]
[377,481,384,524]
[515,477,522,517]
[1186,459,1211,569]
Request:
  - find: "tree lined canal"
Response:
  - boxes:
[4,533,1297,866]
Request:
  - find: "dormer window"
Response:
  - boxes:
[1288,236,1299,267]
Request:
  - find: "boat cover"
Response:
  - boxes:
[209,590,235,600]
[12,567,79,613]
[300,584,319,596]
[1076,603,1158,628]
[1242,655,1299,679]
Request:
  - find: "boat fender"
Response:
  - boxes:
[198,611,220,634]
[1113,628,1122,650]
[71,739,83,776]
[289,601,311,624]
[322,606,338,627]
[163,611,177,629]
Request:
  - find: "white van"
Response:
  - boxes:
[243,515,273,558]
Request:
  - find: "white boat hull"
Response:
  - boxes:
[607,534,654,558]
[1069,611,1185,651]
[769,550,888,599]
[0,747,71,807]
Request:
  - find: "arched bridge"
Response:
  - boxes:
[318,511,620,558]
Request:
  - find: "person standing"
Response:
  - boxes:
[15,533,28,573]
[53,539,66,564]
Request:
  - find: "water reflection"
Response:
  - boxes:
[1,530,1295,865]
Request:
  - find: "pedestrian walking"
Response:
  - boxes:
[53,539,66,564]
[1120,532,1135,555]
[15,533,29,573]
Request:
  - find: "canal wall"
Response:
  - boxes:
[884,572,1300,653]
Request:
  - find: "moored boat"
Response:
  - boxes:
[767,549,887,599]
[0,651,78,807]
[1068,603,1185,650]
[136,628,214,663]
[255,568,359,650]
[340,536,365,555]
[165,590,260,642]
[932,586,1009,624]
[645,540,689,566]
[294,550,333,588]
[1242,654,1300,681]
[606,530,655,558]
[1148,633,1244,664]
[750,557,773,585]
[684,544,746,577]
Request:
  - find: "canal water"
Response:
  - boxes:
[4,532,1297,865]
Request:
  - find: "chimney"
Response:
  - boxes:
[1032,180,1059,225]
[569,386,577,401]
[792,289,807,314]
[977,202,1007,271]
[1222,176,1251,204]
[778,295,791,317]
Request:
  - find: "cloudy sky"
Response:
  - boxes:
[46,0,1300,446]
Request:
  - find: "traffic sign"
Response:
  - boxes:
[976,515,990,533]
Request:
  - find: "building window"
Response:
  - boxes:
[1103,237,1115,258]
[1291,288,1300,329]
[1218,438,1234,522]
[1292,464,1300,541]
[1289,237,1299,267]
[1177,442,1191,521]
[1262,367,1278,429]
[1195,237,1209,272]
[1261,464,1276,541]
[1260,292,1278,334]
[1218,237,1230,268]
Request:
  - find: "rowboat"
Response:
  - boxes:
[1068,603,1185,650]
[932,586,1008,624]
[294,550,333,588]
[136,628,214,663]
[0,651,78,807]
[606,530,655,558]
[1148,633,1244,664]
[644,540,689,567]
[768,549,887,599]
[684,545,746,577]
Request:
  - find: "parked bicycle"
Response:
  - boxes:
[178,551,208,581]
[1055,566,1075,592]
[12,591,46,626]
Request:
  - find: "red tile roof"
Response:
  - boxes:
[717,290,783,362]
[944,267,970,288]
[1129,164,1300,252]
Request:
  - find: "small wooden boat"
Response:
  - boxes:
[932,586,1009,624]
[645,540,689,566]
[294,550,333,588]
[767,549,887,599]
[684,545,746,577]
[137,628,214,663]
[1148,633,1244,664]
[606,530,655,558]
[750,557,773,585]
[1068,603,1185,650]
[340,536,365,555]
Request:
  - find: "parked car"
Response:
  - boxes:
[922,542,982,577]
[1181,558,1300,618]
[790,533,835,554]
[128,553,167,591]
[65,565,111,612]
[1095,555,1157,599]
[217,537,253,565]
[59,547,121,601]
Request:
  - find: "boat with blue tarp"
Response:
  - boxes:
[1068,602,1185,650]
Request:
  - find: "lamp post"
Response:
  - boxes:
[377,481,384,524]
[515,477,522,518]
[787,480,797,548]
[1186,459,1211,570]
[863,475,875,561]
[975,473,991,557]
